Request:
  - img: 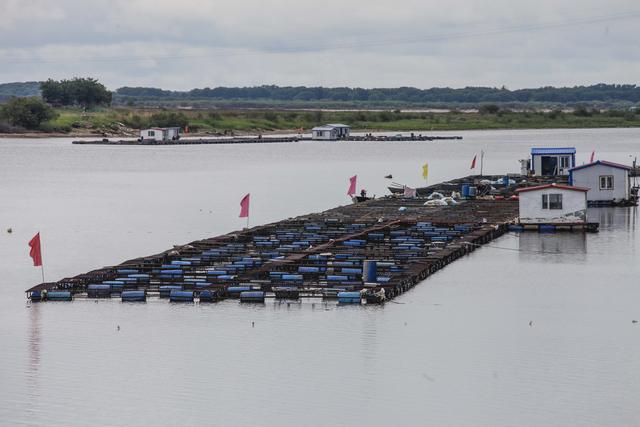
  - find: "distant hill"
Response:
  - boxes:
[114,84,640,108]
[0,81,41,101]
[2,81,640,108]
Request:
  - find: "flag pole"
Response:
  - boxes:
[40,234,45,283]
[480,150,484,177]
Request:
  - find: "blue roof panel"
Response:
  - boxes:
[531,147,576,155]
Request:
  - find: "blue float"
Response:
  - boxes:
[121,290,146,302]
[240,291,265,302]
[169,290,194,302]
[338,291,362,304]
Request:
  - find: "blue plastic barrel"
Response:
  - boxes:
[240,291,265,302]
[362,260,378,283]
[539,224,556,233]
[87,284,111,298]
[169,290,194,302]
[30,290,42,302]
[502,176,509,186]
[468,186,477,197]
[121,290,146,302]
[159,285,183,298]
[227,286,251,297]
[337,291,362,304]
[461,185,470,198]
[47,291,72,301]
[198,290,217,302]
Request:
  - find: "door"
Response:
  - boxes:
[541,156,558,175]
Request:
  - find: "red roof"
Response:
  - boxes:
[515,183,589,193]
[569,160,632,172]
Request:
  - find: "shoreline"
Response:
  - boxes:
[2,125,640,139]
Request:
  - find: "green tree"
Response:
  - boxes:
[479,104,500,114]
[0,97,58,129]
[41,77,112,107]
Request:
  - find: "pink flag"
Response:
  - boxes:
[239,193,250,218]
[590,150,595,163]
[470,154,477,169]
[403,186,417,198]
[347,175,357,196]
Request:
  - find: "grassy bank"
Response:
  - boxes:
[15,106,640,136]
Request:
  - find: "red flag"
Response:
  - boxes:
[470,154,477,169]
[28,232,42,267]
[347,175,357,196]
[590,150,595,163]
[239,193,250,218]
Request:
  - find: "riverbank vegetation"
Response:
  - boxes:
[3,105,639,136]
[1,78,640,135]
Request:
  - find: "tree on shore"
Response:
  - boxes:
[0,97,58,129]
[41,78,112,108]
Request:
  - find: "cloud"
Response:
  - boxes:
[0,0,639,89]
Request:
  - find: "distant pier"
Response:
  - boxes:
[71,134,463,146]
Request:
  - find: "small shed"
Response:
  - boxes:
[311,124,350,140]
[530,147,576,176]
[140,127,181,142]
[569,160,631,205]
[515,183,589,224]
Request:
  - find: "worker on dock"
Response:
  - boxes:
[361,189,367,198]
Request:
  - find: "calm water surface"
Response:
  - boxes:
[1,129,639,426]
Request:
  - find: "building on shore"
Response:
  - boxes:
[311,124,350,140]
[516,183,588,224]
[140,127,181,142]
[529,147,576,176]
[569,160,632,205]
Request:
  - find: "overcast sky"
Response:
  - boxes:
[1,0,639,90]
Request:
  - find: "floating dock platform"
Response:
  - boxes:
[26,180,522,304]
[71,134,462,146]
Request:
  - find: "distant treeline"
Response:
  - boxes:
[115,84,640,106]
[2,82,640,107]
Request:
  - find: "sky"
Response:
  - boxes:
[1,0,639,90]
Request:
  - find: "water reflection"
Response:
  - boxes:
[589,207,636,231]
[518,232,587,263]
[27,303,41,413]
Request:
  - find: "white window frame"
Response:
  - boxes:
[148,130,155,136]
[542,193,563,209]
[599,175,614,190]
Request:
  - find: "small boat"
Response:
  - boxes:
[365,288,386,304]
[352,196,373,204]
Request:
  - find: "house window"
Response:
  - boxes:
[542,193,563,209]
[560,156,571,169]
[148,130,155,136]
[599,175,614,190]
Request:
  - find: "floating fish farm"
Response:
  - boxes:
[26,181,520,305]
[71,135,463,146]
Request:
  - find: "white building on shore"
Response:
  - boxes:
[311,124,350,140]
[140,127,181,142]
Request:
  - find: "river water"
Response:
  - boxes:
[1,129,639,427]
